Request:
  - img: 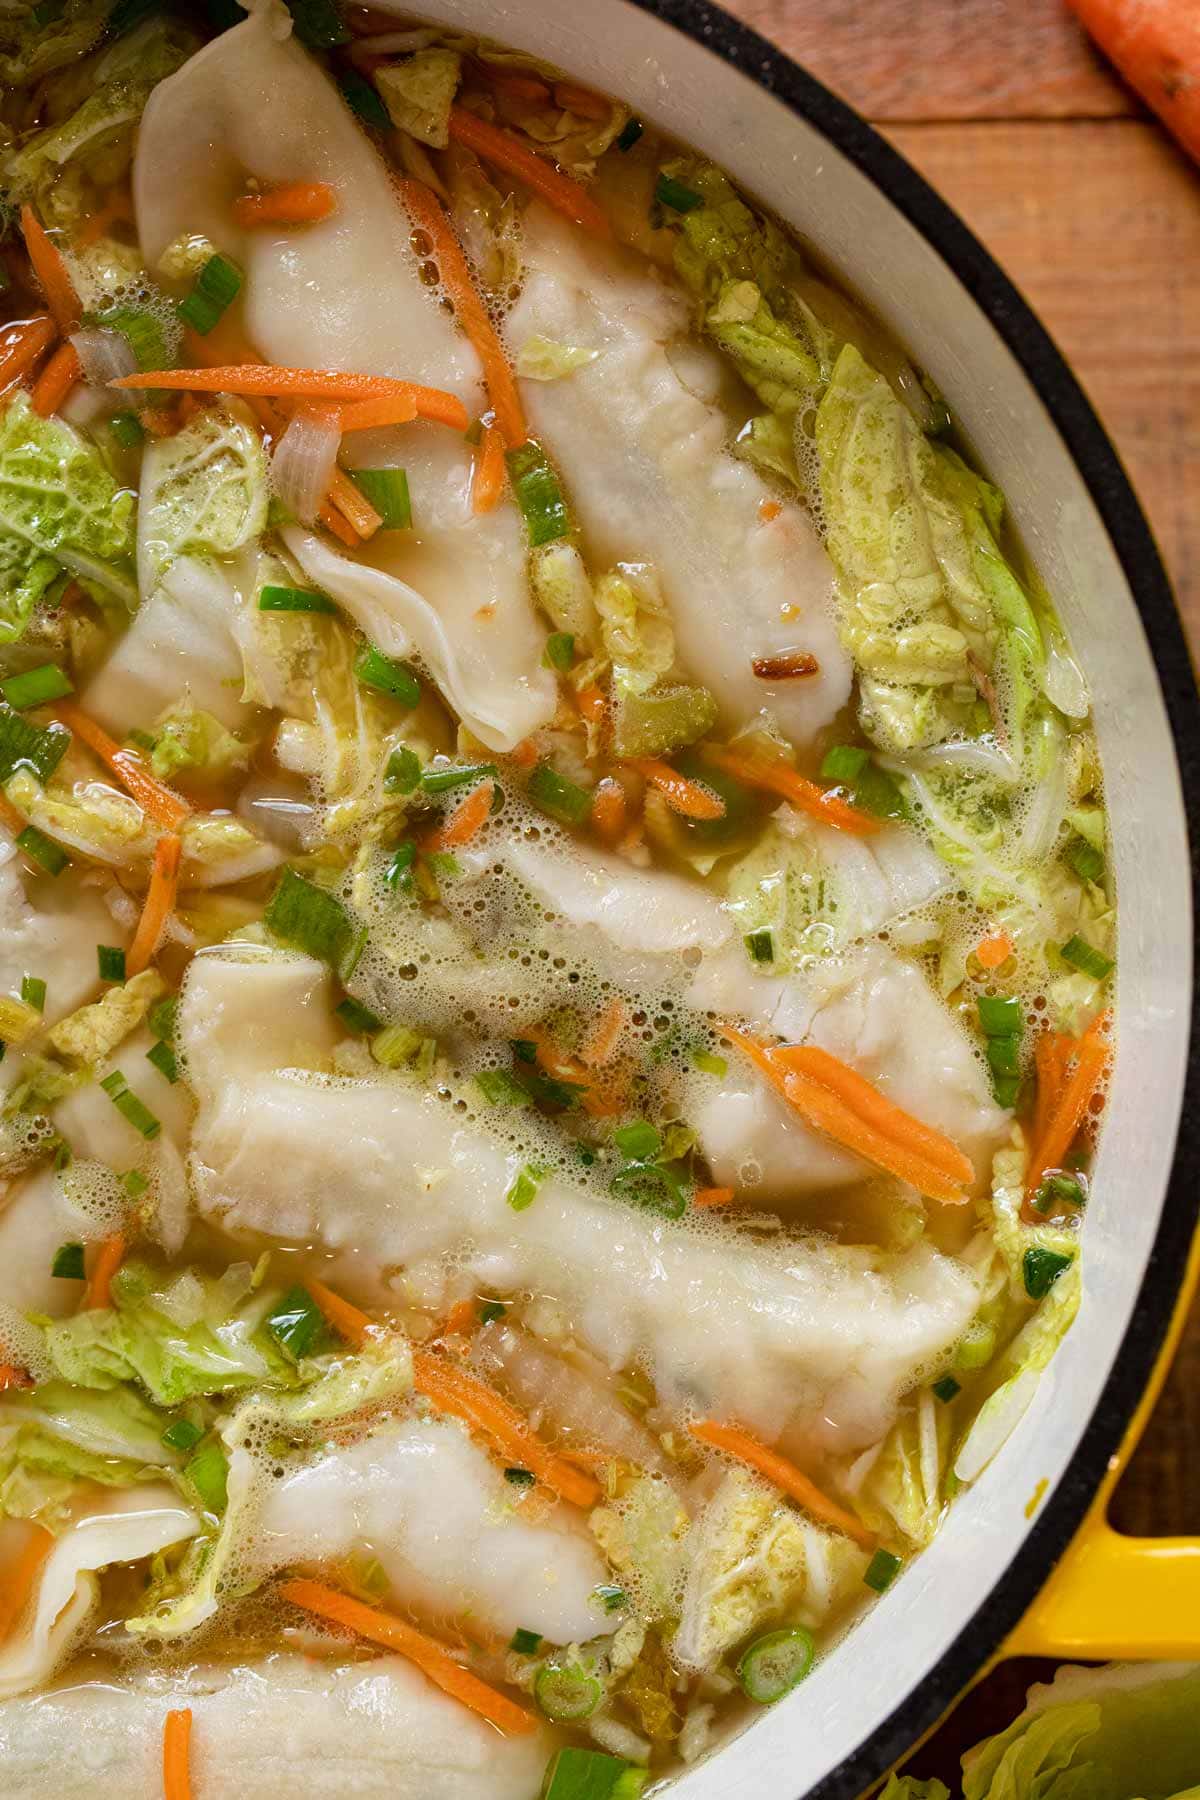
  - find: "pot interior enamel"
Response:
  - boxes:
[392,2,1194,1792]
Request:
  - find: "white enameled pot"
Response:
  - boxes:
[380,2,1200,1792]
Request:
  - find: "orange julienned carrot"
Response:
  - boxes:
[447,107,611,238]
[304,1276,383,1349]
[397,178,526,448]
[690,1420,875,1547]
[480,64,551,104]
[580,996,627,1068]
[975,930,1014,971]
[30,340,81,418]
[1067,0,1200,164]
[507,736,539,771]
[1032,1029,1070,1146]
[589,777,627,844]
[338,387,468,432]
[630,758,725,822]
[703,743,878,836]
[1025,1011,1112,1203]
[279,1579,538,1735]
[19,207,80,334]
[55,701,190,830]
[574,684,607,726]
[529,1025,620,1119]
[232,181,337,228]
[162,1708,192,1800]
[721,1024,970,1204]
[693,1186,736,1209]
[126,832,182,978]
[434,1297,481,1339]
[84,1232,126,1310]
[471,422,506,513]
[0,1363,32,1391]
[411,1348,601,1508]
[424,779,495,850]
[112,365,430,404]
[553,80,610,120]
[0,313,56,389]
[0,1525,51,1644]
[327,465,382,539]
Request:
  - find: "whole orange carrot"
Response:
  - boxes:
[1068,0,1200,164]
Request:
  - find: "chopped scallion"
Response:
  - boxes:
[504,1466,535,1487]
[932,1374,961,1404]
[593,1583,627,1614]
[1032,1172,1085,1214]
[1,663,72,710]
[544,631,575,672]
[122,1169,148,1198]
[336,995,382,1036]
[506,1162,547,1212]
[176,253,243,336]
[977,995,1022,1037]
[616,117,644,152]
[693,1049,727,1077]
[745,927,774,964]
[351,467,412,529]
[1064,834,1105,884]
[737,1626,815,1704]
[1023,1245,1073,1300]
[819,744,868,784]
[259,583,337,614]
[354,644,420,707]
[370,1023,430,1069]
[20,975,45,1013]
[97,945,126,983]
[99,1069,162,1139]
[527,762,592,826]
[507,440,570,547]
[339,71,391,129]
[0,704,70,785]
[655,173,703,213]
[383,746,422,795]
[478,1300,507,1324]
[421,761,498,795]
[146,1039,179,1083]
[985,1033,1020,1078]
[162,1418,203,1452]
[475,1068,532,1107]
[534,1661,603,1723]
[610,1159,689,1219]
[510,1627,543,1655]
[1060,934,1113,981]
[109,410,145,450]
[613,1120,662,1161]
[148,996,178,1042]
[383,841,416,893]
[266,1284,326,1361]
[265,868,362,977]
[864,1548,902,1593]
[185,1439,229,1512]
[16,825,68,876]
[541,1747,647,1799]
[50,1242,85,1280]
[93,304,170,372]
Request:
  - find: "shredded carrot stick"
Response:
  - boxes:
[0,792,26,835]
[424,778,495,850]
[1025,1011,1112,1203]
[54,701,190,829]
[629,758,726,822]
[580,997,626,1068]
[507,736,539,771]
[758,498,782,524]
[84,1232,126,1310]
[126,832,182,977]
[326,465,382,539]
[1032,1029,1071,1147]
[411,1348,601,1508]
[304,1276,382,1349]
[19,206,80,334]
[690,1420,875,1547]
[704,742,879,836]
[975,930,1014,971]
[279,1578,538,1735]
[553,80,611,120]
[232,181,337,228]
[30,339,81,418]
[0,1526,51,1645]
[481,65,551,104]
[770,1042,976,1188]
[721,1024,970,1204]
[338,387,467,432]
[397,178,526,448]
[529,1025,620,1119]
[0,313,56,389]
[447,107,611,238]
[73,187,133,250]
[693,1186,736,1209]
[471,422,506,513]
[112,365,431,404]
[434,1298,481,1340]
[590,776,627,844]
[575,683,606,726]
[0,1363,32,1391]
[162,1708,192,1800]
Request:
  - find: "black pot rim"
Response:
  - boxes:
[618,2,1200,1793]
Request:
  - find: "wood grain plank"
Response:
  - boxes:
[725,0,1136,121]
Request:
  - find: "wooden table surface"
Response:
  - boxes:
[717,0,1200,1774]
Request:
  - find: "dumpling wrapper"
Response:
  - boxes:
[0,1652,550,1799]
[505,203,852,743]
[0,844,125,1029]
[133,11,555,752]
[0,1170,104,1321]
[180,948,979,1453]
[0,1486,199,1699]
[53,1024,194,1169]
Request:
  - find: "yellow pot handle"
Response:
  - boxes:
[1005,1227,1200,1661]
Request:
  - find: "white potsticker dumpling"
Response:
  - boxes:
[53,1024,194,1168]
[0,844,124,1028]
[0,1170,101,1320]
[506,204,852,743]
[0,1652,551,1800]
[0,1486,199,1699]
[181,949,979,1452]
[133,11,556,752]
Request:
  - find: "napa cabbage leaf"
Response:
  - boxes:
[376,49,461,147]
[47,968,167,1064]
[0,0,109,85]
[0,1379,175,1529]
[138,403,270,596]
[148,704,250,784]
[672,1469,809,1671]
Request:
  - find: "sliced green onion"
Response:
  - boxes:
[932,1374,961,1404]
[99,1069,161,1139]
[336,995,382,1036]
[122,1169,148,1198]
[478,1300,507,1324]
[593,1583,627,1614]
[16,825,68,876]
[259,583,337,614]
[426,851,461,881]
[285,0,350,46]
[383,746,422,795]
[985,1033,1020,1078]
[655,173,703,213]
[383,841,417,893]
[185,1439,229,1512]
[148,996,178,1042]
[267,1284,326,1361]
[864,1548,902,1593]
[506,1162,547,1212]
[745,927,774,964]
[1,663,72,710]
[463,416,484,447]
[1060,934,1113,981]
[421,761,498,795]
[97,945,126,983]
[854,762,907,820]
[1064,834,1105,884]
[51,1242,85,1280]
[819,744,869,784]
[176,252,243,336]
[992,1072,1021,1109]
[145,1039,179,1083]
[616,117,644,152]
[613,1120,662,1161]
[475,1068,532,1107]
[20,975,45,1012]
[977,995,1022,1037]
[265,868,362,977]
[93,304,171,373]
[109,410,145,450]
[351,467,411,529]
[610,1160,689,1219]
[507,440,570,547]
[505,1466,535,1487]
[693,1049,727,1077]
[737,1626,815,1704]
[51,1137,71,1172]
[370,1023,429,1069]
[510,1626,542,1655]
[1032,1172,1085,1214]
[0,704,70,785]
[1023,1245,1073,1301]
[355,644,420,707]
[339,70,391,128]
[528,762,592,826]
[534,1661,603,1723]
[544,631,575,672]
[162,1418,203,1451]
[541,1748,648,1800]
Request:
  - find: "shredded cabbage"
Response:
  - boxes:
[138,402,270,596]
[673,1470,808,1671]
[376,48,462,147]
[594,564,675,696]
[48,969,167,1064]
[516,335,601,381]
[149,705,251,784]
[0,1380,175,1529]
